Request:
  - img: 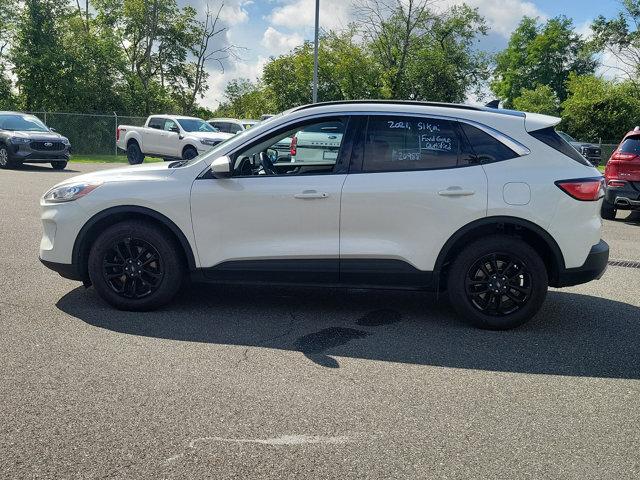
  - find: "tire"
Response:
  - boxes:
[601,200,616,220]
[51,161,67,170]
[182,146,198,160]
[0,145,14,169]
[447,235,548,330]
[127,142,144,165]
[88,221,184,311]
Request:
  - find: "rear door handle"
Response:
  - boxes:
[438,187,475,197]
[294,190,329,199]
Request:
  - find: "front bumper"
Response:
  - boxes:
[8,142,70,163]
[39,258,83,281]
[554,240,609,287]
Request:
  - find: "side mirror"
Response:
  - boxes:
[211,155,232,178]
[50,127,57,132]
[170,126,180,133]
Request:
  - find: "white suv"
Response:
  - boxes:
[39,101,609,330]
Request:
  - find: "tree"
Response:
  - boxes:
[355,0,488,101]
[561,74,640,143]
[262,29,383,111]
[492,16,597,107]
[592,0,640,91]
[11,0,72,111]
[513,85,560,116]
[214,78,276,119]
[0,0,18,108]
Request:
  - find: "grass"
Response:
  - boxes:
[70,154,163,164]
[598,165,605,173]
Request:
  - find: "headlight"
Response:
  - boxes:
[200,139,220,146]
[43,182,102,203]
[61,137,70,145]
[10,137,30,144]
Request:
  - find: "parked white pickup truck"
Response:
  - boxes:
[116,115,233,164]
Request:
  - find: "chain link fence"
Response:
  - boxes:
[27,111,147,155]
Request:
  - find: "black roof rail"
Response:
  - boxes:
[291,100,483,112]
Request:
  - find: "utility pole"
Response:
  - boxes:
[312,0,320,103]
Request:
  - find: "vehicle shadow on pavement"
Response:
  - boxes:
[57,285,640,379]
[7,164,80,173]
[619,211,640,225]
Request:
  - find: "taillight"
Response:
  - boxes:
[610,151,638,161]
[116,128,121,141]
[290,135,297,156]
[555,178,604,201]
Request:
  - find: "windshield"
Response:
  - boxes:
[177,118,217,133]
[0,114,49,132]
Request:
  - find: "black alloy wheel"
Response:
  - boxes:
[465,253,531,316]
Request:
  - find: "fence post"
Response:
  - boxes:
[114,112,118,157]
[44,111,47,124]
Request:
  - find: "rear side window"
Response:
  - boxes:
[620,136,640,155]
[530,127,591,166]
[460,123,517,163]
[148,117,164,129]
[363,116,460,172]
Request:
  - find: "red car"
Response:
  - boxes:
[601,127,640,219]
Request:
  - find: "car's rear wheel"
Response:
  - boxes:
[0,146,14,169]
[601,200,617,220]
[51,161,67,170]
[182,146,198,160]
[88,221,184,311]
[127,142,144,165]
[447,235,548,330]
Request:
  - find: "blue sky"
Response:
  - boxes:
[201,0,625,108]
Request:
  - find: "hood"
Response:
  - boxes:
[9,130,67,141]
[55,162,175,187]
[190,131,234,141]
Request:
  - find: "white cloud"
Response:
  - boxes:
[202,56,269,110]
[261,27,304,54]
[268,0,353,31]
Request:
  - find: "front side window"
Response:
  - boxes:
[164,119,178,132]
[228,123,243,134]
[363,116,460,172]
[230,117,347,177]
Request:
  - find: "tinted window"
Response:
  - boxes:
[208,122,222,132]
[148,117,164,130]
[164,119,178,132]
[620,136,640,155]
[363,117,459,172]
[177,118,216,133]
[231,117,347,177]
[460,123,517,163]
[228,123,243,134]
[530,127,591,166]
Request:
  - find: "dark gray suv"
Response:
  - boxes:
[0,112,71,170]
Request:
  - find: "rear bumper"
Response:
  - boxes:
[605,182,640,210]
[554,240,609,287]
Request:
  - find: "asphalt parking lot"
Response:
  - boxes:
[1,163,639,479]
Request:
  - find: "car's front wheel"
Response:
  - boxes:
[0,145,15,169]
[447,235,548,330]
[88,221,184,311]
[51,161,67,170]
[182,146,198,160]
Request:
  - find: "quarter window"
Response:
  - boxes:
[459,123,518,163]
[363,116,460,172]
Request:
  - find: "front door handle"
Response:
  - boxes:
[294,190,329,199]
[438,187,475,197]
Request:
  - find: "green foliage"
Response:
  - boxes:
[591,0,640,89]
[214,79,277,119]
[561,74,640,143]
[513,85,560,116]
[492,16,597,107]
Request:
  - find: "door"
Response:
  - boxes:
[143,117,168,156]
[339,115,488,286]
[160,119,181,157]
[190,115,352,283]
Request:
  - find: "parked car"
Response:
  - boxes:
[290,120,344,163]
[207,118,258,134]
[557,131,602,166]
[40,101,608,330]
[0,111,71,170]
[601,127,640,219]
[116,115,232,164]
